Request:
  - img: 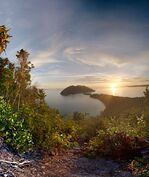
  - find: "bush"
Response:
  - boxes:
[102,114,147,137]
[86,130,106,158]
[86,131,145,159]
[85,114,149,159]
[129,157,149,176]
[78,116,105,142]
[20,105,79,152]
[0,97,32,153]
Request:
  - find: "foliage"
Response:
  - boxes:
[86,132,142,159]
[104,114,147,137]
[85,130,106,158]
[0,97,32,153]
[0,25,148,163]
[85,114,149,159]
[19,105,79,151]
[78,116,105,142]
[61,85,94,96]
[129,157,149,177]
[14,49,34,110]
[0,27,79,153]
[0,25,11,54]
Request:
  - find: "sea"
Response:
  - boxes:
[45,86,146,116]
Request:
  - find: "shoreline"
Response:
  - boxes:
[89,93,145,116]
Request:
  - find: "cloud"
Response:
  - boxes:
[0,0,149,89]
[30,49,59,67]
[64,47,128,67]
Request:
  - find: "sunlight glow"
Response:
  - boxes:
[111,83,118,96]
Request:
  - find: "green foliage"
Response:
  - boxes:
[20,105,79,151]
[85,114,149,159]
[85,130,106,158]
[104,114,147,137]
[73,112,88,121]
[0,97,32,153]
[78,116,105,141]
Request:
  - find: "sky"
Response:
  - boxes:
[0,0,149,89]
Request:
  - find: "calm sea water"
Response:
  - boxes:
[95,86,145,97]
[45,87,146,116]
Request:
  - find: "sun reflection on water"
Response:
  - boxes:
[111,83,118,96]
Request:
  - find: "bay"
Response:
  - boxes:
[45,87,146,116]
[45,89,105,116]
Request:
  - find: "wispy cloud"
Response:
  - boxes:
[30,49,59,67]
[0,0,149,88]
[64,47,128,67]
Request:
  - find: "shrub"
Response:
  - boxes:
[20,105,79,152]
[86,131,145,159]
[86,130,106,158]
[129,157,149,176]
[103,114,147,137]
[78,116,105,142]
[0,97,32,153]
[85,114,149,159]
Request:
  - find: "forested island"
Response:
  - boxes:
[60,85,95,96]
[61,85,145,116]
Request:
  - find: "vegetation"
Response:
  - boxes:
[0,25,148,176]
[60,85,95,96]
[0,97,32,153]
[0,26,79,153]
[129,157,149,176]
[85,115,148,159]
[0,26,11,54]
[90,93,145,116]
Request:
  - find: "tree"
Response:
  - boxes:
[0,25,11,54]
[14,49,34,109]
[0,57,15,101]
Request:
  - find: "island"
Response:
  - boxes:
[60,85,95,96]
[61,86,145,116]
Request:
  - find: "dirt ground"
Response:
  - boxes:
[0,145,133,177]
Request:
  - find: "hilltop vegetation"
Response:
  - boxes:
[60,85,95,96]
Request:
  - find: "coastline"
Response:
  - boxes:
[90,93,145,116]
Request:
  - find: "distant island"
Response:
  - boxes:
[60,85,95,96]
[61,85,145,116]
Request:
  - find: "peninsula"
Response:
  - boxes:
[91,94,145,116]
[60,85,95,96]
[61,85,145,116]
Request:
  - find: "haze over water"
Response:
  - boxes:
[45,86,146,116]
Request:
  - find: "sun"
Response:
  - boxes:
[111,83,117,96]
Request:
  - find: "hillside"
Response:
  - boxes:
[90,94,145,116]
[60,85,95,96]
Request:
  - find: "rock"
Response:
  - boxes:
[141,148,149,158]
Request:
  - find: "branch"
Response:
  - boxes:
[0,159,32,167]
